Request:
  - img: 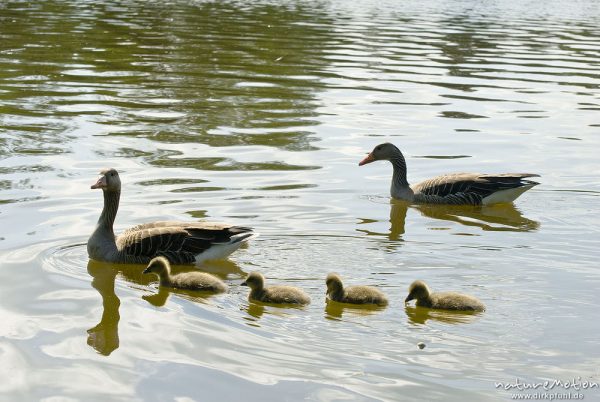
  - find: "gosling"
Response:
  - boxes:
[325,273,388,306]
[143,256,228,293]
[405,280,485,312]
[241,271,310,305]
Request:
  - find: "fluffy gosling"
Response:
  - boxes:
[143,256,227,293]
[405,280,485,312]
[241,271,310,305]
[325,273,388,306]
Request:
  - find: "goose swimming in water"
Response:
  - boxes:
[405,280,485,312]
[325,273,388,306]
[143,256,228,292]
[87,168,256,265]
[241,272,310,305]
[359,143,539,205]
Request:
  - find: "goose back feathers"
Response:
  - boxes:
[359,143,539,205]
[87,168,256,265]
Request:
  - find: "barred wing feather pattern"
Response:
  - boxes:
[412,173,541,205]
[116,221,253,265]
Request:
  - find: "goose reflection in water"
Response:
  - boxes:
[358,200,540,241]
[405,305,483,325]
[87,259,242,354]
[86,260,122,356]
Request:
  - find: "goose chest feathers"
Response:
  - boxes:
[359,143,539,205]
[87,168,256,265]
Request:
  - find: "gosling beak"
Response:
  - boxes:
[358,152,375,166]
[240,281,248,287]
[91,175,107,189]
[405,295,414,304]
[143,267,151,274]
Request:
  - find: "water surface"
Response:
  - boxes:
[1,0,600,400]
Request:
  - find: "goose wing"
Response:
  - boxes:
[116,221,253,264]
[412,173,540,205]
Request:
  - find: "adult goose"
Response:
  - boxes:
[359,143,539,205]
[87,168,256,265]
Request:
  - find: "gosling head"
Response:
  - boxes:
[405,280,431,304]
[240,271,265,290]
[91,168,121,192]
[358,143,401,166]
[325,272,344,294]
[143,256,171,276]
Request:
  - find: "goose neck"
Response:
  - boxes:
[98,190,120,233]
[390,154,409,188]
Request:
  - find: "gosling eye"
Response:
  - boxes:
[376,146,382,151]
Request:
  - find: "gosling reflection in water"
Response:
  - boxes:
[142,286,223,307]
[404,306,482,325]
[87,260,121,356]
[325,299,387,320]
[358,200,539,241]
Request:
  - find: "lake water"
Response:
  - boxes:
[1,0,599,400]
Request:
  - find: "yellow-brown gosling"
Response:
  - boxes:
[325,273,388,306]
[405,280,485,312]
[143,257,228,293]
[241,272,310,305]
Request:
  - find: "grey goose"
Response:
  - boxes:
[87,168,256,265]
[359,143,539,205]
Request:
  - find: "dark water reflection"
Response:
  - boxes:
[358,200,540,242]
[405,306,483,326]
[87,261,120,355]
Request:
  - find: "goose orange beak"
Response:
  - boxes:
[91,175,107,189]
[358,153,375,166]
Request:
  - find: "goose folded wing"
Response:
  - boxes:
[415,173,537,200]
[117,226,191,257]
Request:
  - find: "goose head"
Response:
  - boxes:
[405,280,431,304]
[240,271,264,291]
[359,143,401,166]
[325,272,344,295]
[143,256,171,276]
[91,168,121,192]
